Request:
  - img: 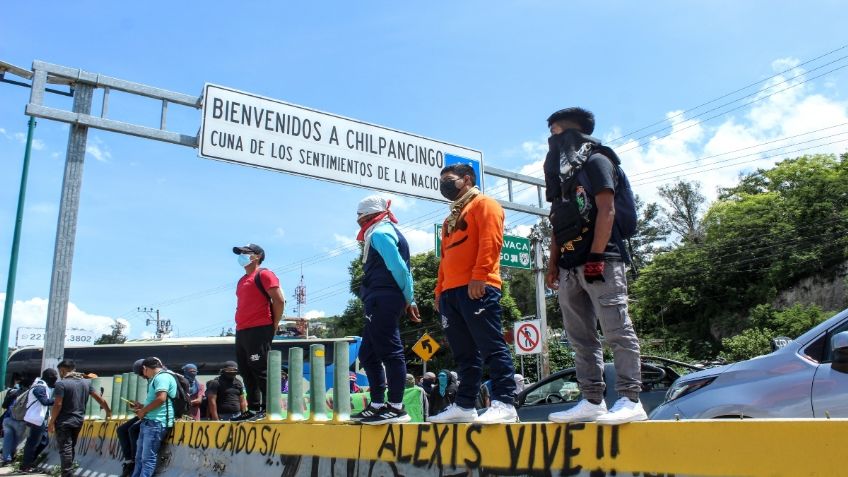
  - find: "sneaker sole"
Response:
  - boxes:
[427,417,477,424]
[361,415,412,425]
[548,413,606,423]
[475,417,519,424]
[596,415,648,425]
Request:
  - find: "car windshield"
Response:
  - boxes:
[524,373,581,405]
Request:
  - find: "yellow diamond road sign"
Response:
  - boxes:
[412,333,440,361]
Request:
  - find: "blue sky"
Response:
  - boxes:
[2,1,848,341]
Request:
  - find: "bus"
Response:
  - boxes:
[4,336,363,390]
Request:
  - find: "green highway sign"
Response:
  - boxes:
[435,224,531,270]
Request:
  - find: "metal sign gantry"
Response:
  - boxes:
[4,60,550,374]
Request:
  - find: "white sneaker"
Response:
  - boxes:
[548,399,608,423]
[428,404,478,423]
[596,397,647,425]
[476,400,518,424]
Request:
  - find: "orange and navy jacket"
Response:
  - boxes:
[434,194,504,298]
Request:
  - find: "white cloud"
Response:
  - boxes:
[86,137,112,162]
[330,233,358,257]
[9,132,45,150]
[28,202,56,215]
[274,227,286,238]
[303,310,325,320]
[333,226,434,257]
[505,58,848,208]
[508,224,533,238]
[0,293,131,346]
[400,227,435,255]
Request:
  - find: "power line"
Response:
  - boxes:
[604,43,848,144]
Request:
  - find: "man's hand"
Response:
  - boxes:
[434,296,440,313]
[545,267,560,290]
[467,280,486,300]
[407,304,421,323]
[104,410,113,420]
[584,253,606,284]
[134,407,146,418]
[48,421,55,434]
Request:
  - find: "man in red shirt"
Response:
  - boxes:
[231,243,285,421]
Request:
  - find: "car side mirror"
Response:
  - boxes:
[831,331,848,374]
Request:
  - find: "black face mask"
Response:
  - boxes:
[221,372,237,380]
[440,177,463,201]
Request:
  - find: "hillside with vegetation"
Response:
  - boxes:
[325,153,848,375]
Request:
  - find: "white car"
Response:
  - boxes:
[651,308,848,419]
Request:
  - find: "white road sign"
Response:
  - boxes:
[199,84,484,202]
[514,320,542,355]
[15,327,98,348]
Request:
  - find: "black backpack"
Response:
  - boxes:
[161,370,192,420]
[549,142,638,260]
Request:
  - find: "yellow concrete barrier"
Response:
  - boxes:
[39,418,846,476]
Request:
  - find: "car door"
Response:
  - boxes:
[517,371,582,422]
[811,319,848,417]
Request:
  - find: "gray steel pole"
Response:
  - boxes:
[42,84,94,372]
[533,236,550,378]
[0,117,37,386]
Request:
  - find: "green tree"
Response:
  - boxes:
[95,321,127,345]
[628,194,671,278]
[658,180,706,244]
[633,154,848,359]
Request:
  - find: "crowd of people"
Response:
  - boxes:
[1,362,111,476]
[0,105,645,474]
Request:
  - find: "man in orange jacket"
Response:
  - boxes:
[429,163,518,424]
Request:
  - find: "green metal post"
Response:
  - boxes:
[287,347,304,421]
[127,371,137,416]
[0,117,36,385]
[118,372,130,418]
[309,344,327,421]
[333,342,351,422]
[136,374,146,404]
[85,381,95,419]
[92,377,104,419]
[266,350,282,420]
[86,377,103,419]
[110,375,123,419]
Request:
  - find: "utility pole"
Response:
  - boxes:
[0,116,36,385]
[531,231,550,378]
[138,307,171,340]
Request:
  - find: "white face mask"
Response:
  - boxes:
[237,254,252,267]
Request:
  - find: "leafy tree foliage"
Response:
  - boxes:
[658,180,706,244]
[95,321,127,345]
[633,154,848,359]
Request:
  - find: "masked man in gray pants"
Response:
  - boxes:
[543,107,646,425]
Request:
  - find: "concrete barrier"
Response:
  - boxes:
[35,418,846,476]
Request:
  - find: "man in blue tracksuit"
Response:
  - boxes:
[351,195,421,424]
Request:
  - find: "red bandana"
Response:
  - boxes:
[356,200,397,241]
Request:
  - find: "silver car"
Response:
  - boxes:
[650,307,848,419]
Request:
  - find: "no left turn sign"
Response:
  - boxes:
[514,320,542,355]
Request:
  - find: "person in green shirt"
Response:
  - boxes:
[129,357,176,477]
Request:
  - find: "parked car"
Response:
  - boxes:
[650,307,848,420]
[516,357,696,422]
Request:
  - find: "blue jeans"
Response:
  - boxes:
[130,420,169,477]
[439,285,517,409]
[359,292,407,404]
[116,417,141,462]
[2,418,27,462]
[21,422,47,469]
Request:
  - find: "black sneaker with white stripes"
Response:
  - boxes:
[351,405,383,422]
[360,405,411,425]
